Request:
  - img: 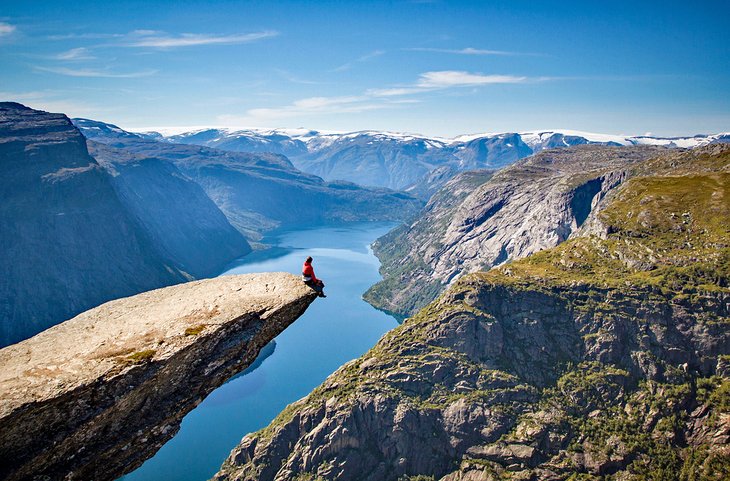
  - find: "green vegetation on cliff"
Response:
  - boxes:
[492,148,729,293]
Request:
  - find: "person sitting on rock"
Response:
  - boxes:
[302,256,326,298]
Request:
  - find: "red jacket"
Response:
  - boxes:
[302,261,318,282]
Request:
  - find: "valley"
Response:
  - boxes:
[0,103,418,346]
[121,223,399,481]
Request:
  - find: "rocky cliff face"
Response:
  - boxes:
[214,145,730,481]
[87,141,251,278]
[74,120,422,241]
[0,273,317,481]
[365,145,668,317]
[0,103,187,346]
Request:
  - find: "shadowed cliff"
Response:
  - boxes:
[0,102,187,346]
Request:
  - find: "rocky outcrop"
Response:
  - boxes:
[365,145,668,317]
[0,103,187,346]
[214,145,730,480]
[404,165,462,201]
[87,141,251,278]
[74,119,423,241]
[0,272,317,481]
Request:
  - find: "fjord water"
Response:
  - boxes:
[120,222,399,481]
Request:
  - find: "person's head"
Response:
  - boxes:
[305,256,313,263]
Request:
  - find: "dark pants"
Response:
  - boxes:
[305,280,325,296]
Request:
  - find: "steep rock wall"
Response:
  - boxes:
[365,146,667,317]
[0,103,186,346]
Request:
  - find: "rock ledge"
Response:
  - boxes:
[0,272,317,481]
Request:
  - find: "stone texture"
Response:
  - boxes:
[0,272,317,481]
[365,145,668,317]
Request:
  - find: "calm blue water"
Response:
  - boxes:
[120,222,398,481]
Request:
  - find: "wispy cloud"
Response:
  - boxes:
[47,32,125,40]
[274,69,326,85]
[368,70,530,97]
[358,50,386,61]
[244,95,380,120]
[35,66,157,78]
[218,93,407,125]
[407,46,542,56]
[417,71,527,88]
[122,30,279,48]
[55,47,96,61]
[333,49,386,72]
[0,90,100,116]
[0,90,47,102]
[0,22,16,36]
[367,87,425,97]
[226,69,539,124]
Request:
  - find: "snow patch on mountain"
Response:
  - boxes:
[126,125,729,192]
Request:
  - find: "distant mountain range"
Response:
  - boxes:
[73,118,422,241]
[128,126,730,193]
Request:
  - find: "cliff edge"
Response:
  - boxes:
[0,272,317,481]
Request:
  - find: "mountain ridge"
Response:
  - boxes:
[124,124,729,191]
[128,124,729,148]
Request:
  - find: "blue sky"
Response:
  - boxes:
[1,0,728,137]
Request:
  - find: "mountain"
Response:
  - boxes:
[74,119,423,241]
[139,126,729,192]
[0,103,187,346]
[404,165,462,201]
[292,132,457,191]
[87,141,251,278]
[214,144,730,481]
[365,145,668,317]
[165,127,310,158]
